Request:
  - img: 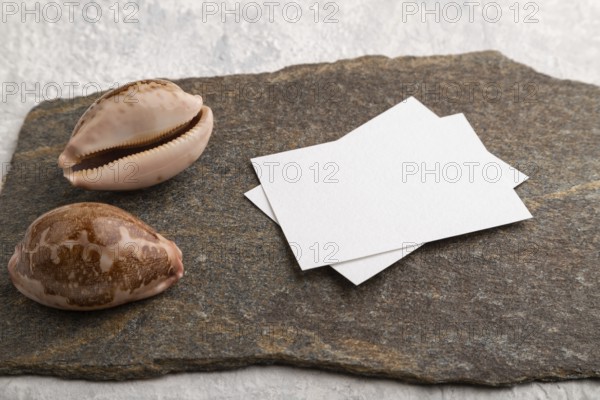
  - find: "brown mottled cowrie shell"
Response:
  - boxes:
[7,203,184,311]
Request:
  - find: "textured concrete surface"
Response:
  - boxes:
[4,367,600,400]
[1,0,600,398]
[0,52,599,386]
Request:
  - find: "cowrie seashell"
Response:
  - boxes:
[58,79,214,190]
[8,203,184,310]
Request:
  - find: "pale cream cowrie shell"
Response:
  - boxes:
[58,79,214,191]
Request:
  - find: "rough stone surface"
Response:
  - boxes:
[0,52,598,386]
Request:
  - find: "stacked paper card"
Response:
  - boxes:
[245,97,532,285]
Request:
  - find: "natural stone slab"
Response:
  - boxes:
[0,51,598,386]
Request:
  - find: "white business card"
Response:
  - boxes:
[251,99,532,270]
[246,104,527,284]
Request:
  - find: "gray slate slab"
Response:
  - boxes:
[0,51,598,385]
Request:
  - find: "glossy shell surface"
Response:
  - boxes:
[8,203,184,310]
[58,79,214,191]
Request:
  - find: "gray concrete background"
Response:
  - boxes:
[1,0,599,398]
